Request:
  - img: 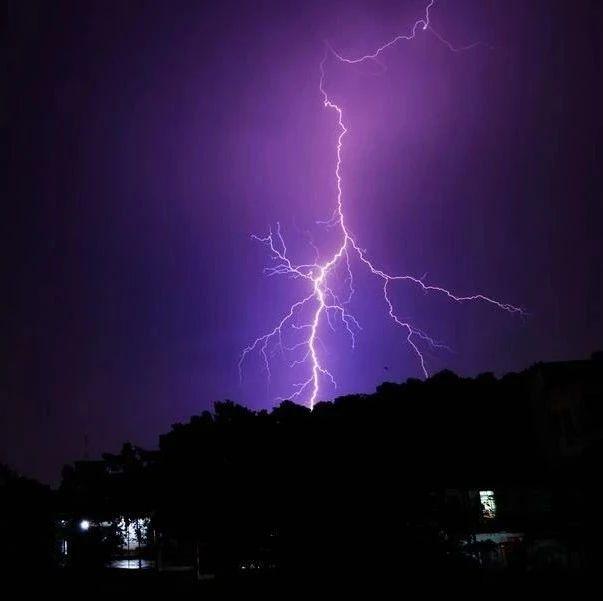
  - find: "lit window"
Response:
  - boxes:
[117,517,150,550]
[479,490,496,519]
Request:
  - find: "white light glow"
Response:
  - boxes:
[479,490,497,519]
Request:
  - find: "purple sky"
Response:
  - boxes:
[4,0,603,483]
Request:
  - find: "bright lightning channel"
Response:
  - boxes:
[239,0,524,409]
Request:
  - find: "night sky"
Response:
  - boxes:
[3,0,603,483]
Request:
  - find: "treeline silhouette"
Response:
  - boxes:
[153,371,539,578]
[0,464,54,573]
[57,358,603,580]
[3,356,602,585]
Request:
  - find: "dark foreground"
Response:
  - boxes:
[20,567,600,598]
[3,355,603,596]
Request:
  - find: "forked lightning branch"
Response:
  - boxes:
[239,0,523,408]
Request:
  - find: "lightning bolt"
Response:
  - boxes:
[240,0,524,409]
